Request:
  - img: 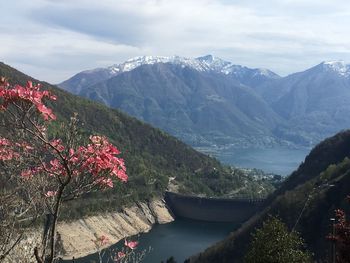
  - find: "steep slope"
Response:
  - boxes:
[59,55,282,147]
[58,67,116,94]
[189,130,350,262]
[60,58,283,147]
[0,62,274,217]
[257,61,350,145]
[60,57,350,149]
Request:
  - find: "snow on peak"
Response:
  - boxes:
[108,55,211,75]
[196,55,232,72]
[254,68,280,78]
[322,60,350,77]
[197,55,278,78]
[110,56,170,73]
[103,55,279,79]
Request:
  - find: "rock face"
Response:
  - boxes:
[4,199,174,262]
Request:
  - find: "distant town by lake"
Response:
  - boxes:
[204,146,310,176]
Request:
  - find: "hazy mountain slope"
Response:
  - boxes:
[189,130,350,262]
[59,67,116,94]
[60,57,350,148]
[60,55,280,95]
[257,61,350,145]
[59,55,283,147]
[0,61,275,217]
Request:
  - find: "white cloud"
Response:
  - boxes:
[1,0,350,82]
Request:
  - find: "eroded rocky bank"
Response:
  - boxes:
[5,199,174,262]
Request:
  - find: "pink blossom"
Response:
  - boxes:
[99,235,109,246]
[1,79,128,198]
[124,239,138,250]
[50,139,64,152]
[96,178,114,188]
[114,251,126,261]
[44,191,57,197]
[0,137,20,161]
[37,104,56,120]
[0,80,57,121]
[21,169,33,179]
[77,135,127,182]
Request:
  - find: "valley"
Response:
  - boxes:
[59,56,350,150]
[2,2,350,262]
[2,56,350,263]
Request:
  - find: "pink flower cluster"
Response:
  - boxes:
[0,80,127,188]
[0,137,34,161]
[0,138,19,161]
[113,239,139,262]
[124,239,138,250]
[92,235,138,262]
[18,135,127,187]
[0,80,57,120]
[76,135,128,186]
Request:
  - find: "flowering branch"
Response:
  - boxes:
[0,78,128,262]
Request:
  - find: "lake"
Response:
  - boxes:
[213,146,311,176]
[65,146,311,263]
[67,218,236,263]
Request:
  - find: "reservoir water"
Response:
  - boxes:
[68,218,236,263]
[66,147,311,262]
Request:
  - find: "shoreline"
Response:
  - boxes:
[4,199,174,262]
[59,199,174,260]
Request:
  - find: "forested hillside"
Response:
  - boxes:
[189,130,350,262]
[0,62,274,219]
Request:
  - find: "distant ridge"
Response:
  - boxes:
[59,55,283,148]
[59,55,279,94]
[59,55,350,149]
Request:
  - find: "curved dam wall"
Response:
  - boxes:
[165,192,264,223]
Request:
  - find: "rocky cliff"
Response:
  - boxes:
[5,199,174,262]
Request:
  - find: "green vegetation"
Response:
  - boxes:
[0,62,275,220]
[245,216,312,263]
[189,130,350,262]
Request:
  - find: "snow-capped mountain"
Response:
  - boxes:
[254,60,350,145]
[59,55,280,94]
[59,56,284,148]
[321,61,350,77]
[59,56,350,148]
[108,55,280,80]
[107,54,279,76]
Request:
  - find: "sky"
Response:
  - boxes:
[1,0,350,83]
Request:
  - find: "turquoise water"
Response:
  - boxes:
[215,147,310,176]
[66,219,236,263]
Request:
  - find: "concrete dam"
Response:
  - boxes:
[165,191,264,223]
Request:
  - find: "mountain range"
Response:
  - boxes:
[59,55,350,149]
[3,61,350,262]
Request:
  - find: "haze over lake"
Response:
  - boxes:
[212,146,311,176]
